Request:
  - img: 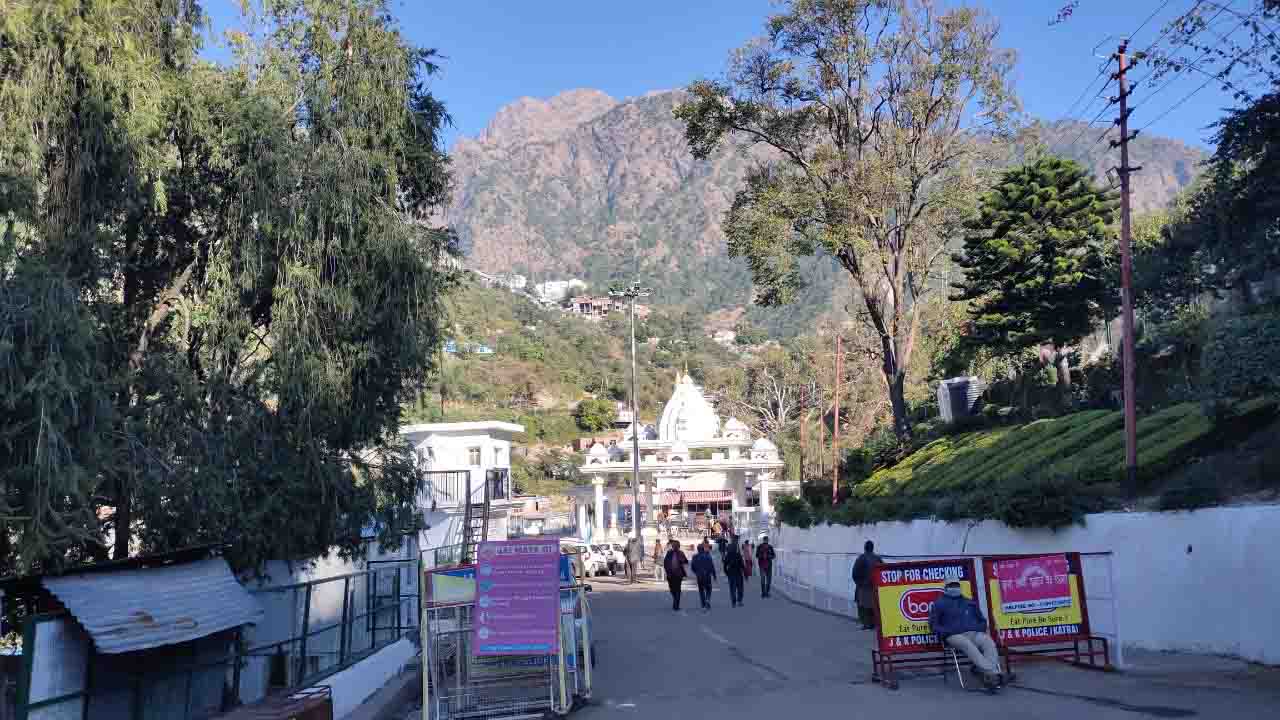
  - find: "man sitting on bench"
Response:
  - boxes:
[928,579,1005,690]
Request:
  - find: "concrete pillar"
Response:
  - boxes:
[577,502,588,536]
[759,476,773,514]
[593,476,606,538]
[730,470,745,512]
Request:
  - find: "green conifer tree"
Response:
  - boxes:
[951,156,1118,406]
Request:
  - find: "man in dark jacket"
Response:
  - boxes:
[663,540,689,611]
[691,545,718,611]
[928,580,1004,688]
[755,537,776,598]
[851,540,882,629]
[722,538,746,607]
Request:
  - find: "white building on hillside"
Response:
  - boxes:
[570,373,793,540]
[399,421,524,551]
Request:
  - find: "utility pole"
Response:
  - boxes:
[610,281,651,540]
[832,335,842,503]
[1111,40,1141,492]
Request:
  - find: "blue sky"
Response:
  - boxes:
[201,1,1240,150]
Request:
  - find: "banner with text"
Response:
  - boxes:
[874,558,979,654]
[473,539,561,656]
[425,565,476,605]
[982,553,1091,647]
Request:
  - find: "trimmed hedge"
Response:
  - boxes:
[825,398,1279,529]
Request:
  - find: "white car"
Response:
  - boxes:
[590,544,616,575]
[610,543,628,571]
[561,539,605,577]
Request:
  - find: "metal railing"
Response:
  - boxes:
[425,470,471,507]
[236,561,420,703]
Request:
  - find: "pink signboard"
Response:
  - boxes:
[473,539,561,656]
[993,553,1072,613]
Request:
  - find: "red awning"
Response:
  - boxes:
[681,490,733,503]
[659,492,682,505]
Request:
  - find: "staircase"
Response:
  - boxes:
[459,470,491,565]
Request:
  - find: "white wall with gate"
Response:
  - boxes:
[773,504,1280,665]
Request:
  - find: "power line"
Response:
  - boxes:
[1133,6,1261,127]
[1132,1,1235,97]
[1129,0,1177,42]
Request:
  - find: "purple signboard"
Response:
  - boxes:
[473,539,561,656]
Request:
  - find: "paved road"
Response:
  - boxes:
[578,575,1277,719]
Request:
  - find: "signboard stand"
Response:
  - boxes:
[868,558,986,690]
[981,553,1112,673]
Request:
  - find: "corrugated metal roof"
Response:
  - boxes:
[42,557,263,654]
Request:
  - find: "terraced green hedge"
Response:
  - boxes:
[850,397,1278,514]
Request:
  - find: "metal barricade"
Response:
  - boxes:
[420,549,593,719]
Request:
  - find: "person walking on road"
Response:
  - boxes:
[742,540,754,583]
[929,579,1006,691]
[723,539,746,607]
[851,540,883,629]
[755,537,776,598]
[663,540,689,611]
[625,537,643,584]
[652,538,666,582]
[691,543,718,611]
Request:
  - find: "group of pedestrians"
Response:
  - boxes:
[660,535,775,611]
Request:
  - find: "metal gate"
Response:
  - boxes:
[420,556,593,719]
[15,613,89,720]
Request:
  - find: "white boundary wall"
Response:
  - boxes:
[773,504,1280,666]
[326,637,418,719]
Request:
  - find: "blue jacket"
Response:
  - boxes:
[691,551,717,581]
[928,592,987,639]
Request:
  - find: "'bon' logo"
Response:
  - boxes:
[900,588,944,621]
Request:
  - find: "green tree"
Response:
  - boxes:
[0,0,454,574]
[573,398,617,432]
[675,0,1017,439]
[951,156,1118,405]
[733,322,768,346]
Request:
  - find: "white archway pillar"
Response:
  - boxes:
[593,476,606,538]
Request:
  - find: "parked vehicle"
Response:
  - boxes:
[560,538,604,577]
[610,544,627,572]
[590,544,615,575]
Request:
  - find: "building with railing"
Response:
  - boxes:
[399,421,523,551]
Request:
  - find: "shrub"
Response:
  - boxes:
[775,494,815,528]
[1201,312,1280,399]
[1157,465,1224,511]
[990,473,1109,530]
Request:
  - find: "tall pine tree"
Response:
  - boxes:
[951,156,1118,406]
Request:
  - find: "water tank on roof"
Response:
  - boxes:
[938,376,986,423]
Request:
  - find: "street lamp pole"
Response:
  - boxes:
[610,281,651,541]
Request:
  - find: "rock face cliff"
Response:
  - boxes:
[447,88,1206,335]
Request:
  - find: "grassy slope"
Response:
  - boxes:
[857,398,1279,499]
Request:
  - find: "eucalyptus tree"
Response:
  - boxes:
[0,0,455,574]
[676,0,1018,439]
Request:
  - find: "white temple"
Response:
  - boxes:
[570,373,793,540]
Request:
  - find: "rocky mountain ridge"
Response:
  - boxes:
[446,88,1207,336]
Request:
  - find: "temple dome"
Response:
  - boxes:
[587,442,609,464]
[657,373,720,442]
[721,417,749,439]
[751,437,777,451]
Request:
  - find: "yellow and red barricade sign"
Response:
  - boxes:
[873,558,979,654]
[981,552,1092,647]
